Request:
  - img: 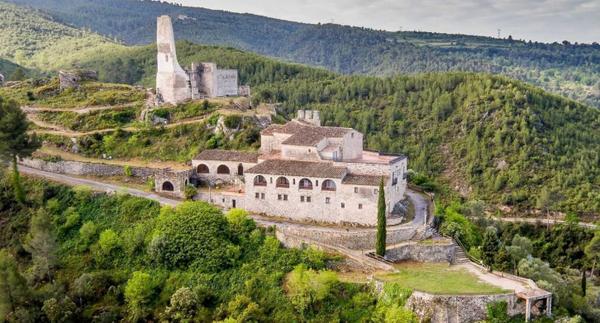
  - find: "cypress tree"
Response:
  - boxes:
[581,269,587,296]
[376,177,386,256]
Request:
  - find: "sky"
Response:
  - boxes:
[174,0,600,43]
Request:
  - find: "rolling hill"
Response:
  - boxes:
[4,0,600,109]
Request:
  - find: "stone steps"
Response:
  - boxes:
[453,245,470,264]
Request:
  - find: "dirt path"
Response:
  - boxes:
[22,102,139,114]
[28,114,210,137]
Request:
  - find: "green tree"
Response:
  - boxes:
[42,297,77,323]
[285,264,338,316]
[23,208,57,282]
[376,177,386,256]
[124,271,156,322]
[0,97,41,204]
[161,287,202,322]
[584,231,600,278]
[481,226,500,272]
[0,250,29,321]
[506,234,533,274]
[8,68,25,81]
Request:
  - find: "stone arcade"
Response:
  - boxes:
[155,15,248,104]
[156,110,408,226]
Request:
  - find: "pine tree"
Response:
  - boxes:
[0,97,41,204]
[0,250,29,320]
[482,226,500,272]
[24,209,57,282]
[376,177,386,256]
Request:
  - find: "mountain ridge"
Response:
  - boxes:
[5,0,600,109]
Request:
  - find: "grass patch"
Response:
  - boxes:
[376,262,508,295]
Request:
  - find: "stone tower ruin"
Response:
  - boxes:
[155,15,248,105]
[156,15,191,104]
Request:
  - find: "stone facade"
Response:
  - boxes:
[154,169,193,198]
[384,240,457,263]
[406,291,523,323]
[190,110,409,226]
[155,15,247,104]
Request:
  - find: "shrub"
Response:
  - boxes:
[486,301,510,323]
[184,185,197,200]
[285,264,338,315]
[98,229,121,256]
[161,287,203,322]
[42,297,77,323]
[62,208,80,231]
[124,165,133,177]
[153,202,237,271]
[124,271,157,322]
[223,115,242,129]
[79,221,97,247]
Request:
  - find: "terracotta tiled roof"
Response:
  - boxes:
[261,120,352,146]
[194,149,259,163]
[342,174,388,186]
[246,159,347,178]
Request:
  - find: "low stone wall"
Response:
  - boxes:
[20,158,158,180]
[273,223,421,250]
[406,291,524,323]
[385,241,456,263]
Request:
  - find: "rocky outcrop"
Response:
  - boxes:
[59,70,98,90]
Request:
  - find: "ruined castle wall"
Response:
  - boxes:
[215,69,238,97]
[406,291,523,323]
[156,15,191,104]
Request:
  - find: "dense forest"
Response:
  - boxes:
[4,0,600,109]
[0,174,426,322]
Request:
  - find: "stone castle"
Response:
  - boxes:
[155,15,249,104]
[155,110,408,226]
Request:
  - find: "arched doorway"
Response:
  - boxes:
[217,165,230,174]
[237,163,244,175]
[162,181,174,191]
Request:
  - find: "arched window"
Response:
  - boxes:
[237,163,244,175]
[162,181,174,191]
[321,179,336,191]
[299,178,313,190]
[217,165,230,174]
[276,177,289,188]
[197,164,209,174]
[254,175,267,186]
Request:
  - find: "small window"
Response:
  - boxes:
[255,193,259,199]
[293,179,296,185]
[325,197,330,204]
[270,177,273,184]
[315,180,319,187]
[283,194,288,201]
[351,132,354,138]
[307,196,311,203]
[354,187,358,193]
[301,196,305,202]
[358,204,363,210]
[278,194,282,200]
[341,203,345,208]
[261,193,265,199]
[222,198,225,203]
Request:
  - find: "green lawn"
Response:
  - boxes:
[375,262,509,295]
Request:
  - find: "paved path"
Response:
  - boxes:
[19,165,180,206]
[405,190,430,225]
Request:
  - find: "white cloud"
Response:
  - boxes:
[175,0,600,43]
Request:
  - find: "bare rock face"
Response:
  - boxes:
[0,73,4,86]
[59,70,98,90]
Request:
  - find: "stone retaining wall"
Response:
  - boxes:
[20,158,158,180]
[406,291,523,323]
[273,223,421,250]
[385,241,456,263]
